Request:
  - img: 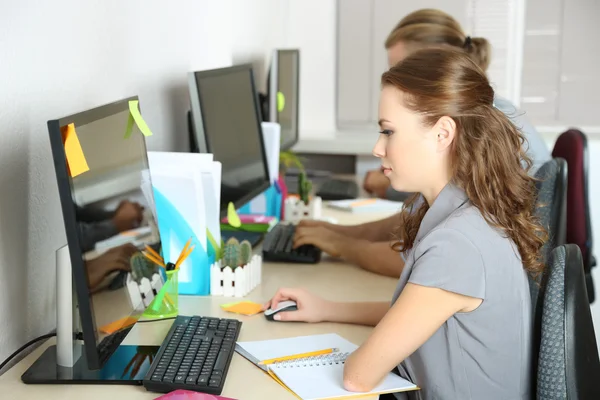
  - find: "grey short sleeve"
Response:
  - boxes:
[409,229,486,299]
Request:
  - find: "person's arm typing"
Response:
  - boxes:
[339,240,404,278]
[298,214,400,243]
[294,226,405,278]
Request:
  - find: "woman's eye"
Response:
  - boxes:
[379,129,393,135]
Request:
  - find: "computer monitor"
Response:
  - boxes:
[188,64,271,217]
[267,49,300,151]
[47,96,161,371]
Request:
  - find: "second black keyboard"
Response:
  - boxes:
[262,223,322,263]
[143,315,241,395]
[316,178,359,200]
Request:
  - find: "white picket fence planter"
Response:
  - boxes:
[284,196,322,223]
[210,254,262,297]
[126,273,164,311]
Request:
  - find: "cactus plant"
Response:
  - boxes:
[239,240,252,266]
[130,252,158,283]
[222,237,241,269]
[298,171,312,205]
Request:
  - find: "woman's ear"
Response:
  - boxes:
[434,116,456,152]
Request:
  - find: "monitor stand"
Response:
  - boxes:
[21,245,160,385]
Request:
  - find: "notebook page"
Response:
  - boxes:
[236,333,356,369]
[270,361,417,400]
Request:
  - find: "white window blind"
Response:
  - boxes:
[336,0,600,131]
[465,0,525,105]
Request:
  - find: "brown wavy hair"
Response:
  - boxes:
[384,47,547,276]
[385,8,491,72]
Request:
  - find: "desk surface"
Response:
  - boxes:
[1,207,399,400]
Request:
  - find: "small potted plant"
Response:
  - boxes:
[210,238,262,297]
[283,156,322,223]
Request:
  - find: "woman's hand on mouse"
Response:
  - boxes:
[263,287,332,323]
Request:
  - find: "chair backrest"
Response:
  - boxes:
[534,158,568,260]
[552,129,594,271]
[535,244,600,399]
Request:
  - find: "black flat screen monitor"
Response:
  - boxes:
[48,96,161,370]
[267,49,300,150]
[188,64,271,217]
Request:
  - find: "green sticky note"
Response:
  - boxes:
[227,202,241,228]
[125,100,153,137]
[277,91,285,112]
[124,112,135,138]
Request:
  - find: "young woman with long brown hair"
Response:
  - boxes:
[263,47,546,400]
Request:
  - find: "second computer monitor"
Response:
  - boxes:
[188,64,271,216]
[268,49,300,151]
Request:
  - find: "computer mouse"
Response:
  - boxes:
[264,300,298,321]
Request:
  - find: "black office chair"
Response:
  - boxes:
[529,158,568,329]
[534,244,600,399]
[533,158,568,260]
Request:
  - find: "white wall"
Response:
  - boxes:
[230,0,337,135]
[0,0,233,364]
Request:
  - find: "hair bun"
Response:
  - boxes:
[463,36,472,49]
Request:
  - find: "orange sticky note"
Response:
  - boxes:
[60,123,89,177]
[99,315,138,334]
[221,301,263,316]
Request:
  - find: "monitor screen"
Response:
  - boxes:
[269,49,300,150]
[48,96,162,370]
[188,65,271,215]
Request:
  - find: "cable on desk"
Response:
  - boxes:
[0,332,57,373]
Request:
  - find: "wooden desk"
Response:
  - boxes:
[0,207,399,400]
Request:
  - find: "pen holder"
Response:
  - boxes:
[143,270,179,319]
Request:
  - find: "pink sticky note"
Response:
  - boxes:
[154,390,237,400]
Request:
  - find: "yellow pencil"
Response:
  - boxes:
[142,251,166,268]
[258,348,339,365]
[175,238,192,266]
[144,245,163,263]
[175,245,195,270]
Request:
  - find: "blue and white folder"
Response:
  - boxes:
[147,152,221,295]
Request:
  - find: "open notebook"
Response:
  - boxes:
[236,333,418,400]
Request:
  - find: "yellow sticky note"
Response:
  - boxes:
[227,202,241,228]
[277,91,285,112]
[61,123,89,178]
[222,301,263,316]
[124,100,153,138]
[99,315,138,334]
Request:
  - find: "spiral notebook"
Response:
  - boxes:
[236,333,418,400]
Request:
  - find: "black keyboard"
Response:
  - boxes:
[316,179,359,200]
[143,315,241,395]
[262,223,321,263]
[221,230,264,248]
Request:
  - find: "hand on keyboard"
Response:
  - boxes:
[293,225,345,258]
[262,223,322,263]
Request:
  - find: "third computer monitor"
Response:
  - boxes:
[188,64,271,217]
[268,49,300,151]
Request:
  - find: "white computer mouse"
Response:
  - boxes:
[264,300,298,321]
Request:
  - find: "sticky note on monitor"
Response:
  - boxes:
[277,91,285,112]
[227,202,241,228]
[124,100,153,138]
[61,123,89,178]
